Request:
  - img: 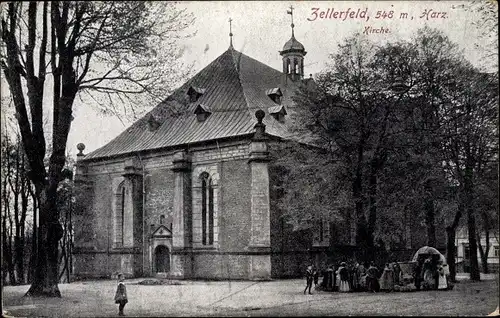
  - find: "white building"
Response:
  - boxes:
[455,227,499,273]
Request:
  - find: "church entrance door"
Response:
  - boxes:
[154,245,170,273]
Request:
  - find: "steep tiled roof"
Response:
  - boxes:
[84,48,307,161]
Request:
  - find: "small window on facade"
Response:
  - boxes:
[160,215,165,224]
[464,244,470,260]
[194,104,212,122]
[187,86,206,103]
[494,246,499,257]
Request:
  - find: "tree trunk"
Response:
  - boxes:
[14,236,25,284]
[29,185,38,284]
[367,161,378,252]
[8,217,16,285]
[424,200,436,247]
[464,166,480,281]
[25,185,63,297]
[446,227,457,282]
[477,231,490,274]
[424,182,436,248]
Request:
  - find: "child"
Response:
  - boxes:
[114,273,128,316]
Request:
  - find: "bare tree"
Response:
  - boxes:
[1,1,194,296]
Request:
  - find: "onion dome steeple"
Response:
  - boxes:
[279,5,306,80]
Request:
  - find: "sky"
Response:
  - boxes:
[1,1,497,160]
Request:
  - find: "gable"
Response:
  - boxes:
[152,225,172,238]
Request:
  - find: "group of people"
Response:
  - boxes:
[413,256,449,291]
[305,257,449,294]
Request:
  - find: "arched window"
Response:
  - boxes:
[120,186,125,245]
[114,180,133,248]
[294,59,299,74]
[286,59,291,74]
[201,172,214,245]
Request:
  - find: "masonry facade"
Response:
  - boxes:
[72,17,325,280]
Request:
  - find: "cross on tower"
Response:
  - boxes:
[229,18,233,48]
[287,5,295,36]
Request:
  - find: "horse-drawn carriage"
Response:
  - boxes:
[394,246,451,291]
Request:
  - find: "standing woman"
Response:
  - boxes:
[422,258,435,290]
[366,262,380,293]
[337,262,351,292]
[379,263,395,292]
[326,264,335,291]
[437,263,448,290]
[392,262,402,286]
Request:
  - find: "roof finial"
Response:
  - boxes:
[229,18,234,48]
[287,5,295,37]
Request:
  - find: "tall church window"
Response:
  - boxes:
[200,172,214,245]
[208,179,214,245]
[114,180,133,248]
[120,187,125,246]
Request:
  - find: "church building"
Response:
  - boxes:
[72,15,345,280]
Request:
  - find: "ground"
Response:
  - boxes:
[2,273,498,317]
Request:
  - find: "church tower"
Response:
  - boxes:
[280,5,306,81]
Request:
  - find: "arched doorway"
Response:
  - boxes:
[154,245,170,273]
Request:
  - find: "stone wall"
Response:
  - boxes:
[73,139,261,280]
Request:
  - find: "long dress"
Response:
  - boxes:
[356,264,366,291]
[437,265,448,290]
[379,266,395,291]
[326,268,334,291]
[392,263,401,286]
[366,266,380,292]
[422,261,435,290]
[337,267,351,292]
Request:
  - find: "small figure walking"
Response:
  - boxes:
[313,266,319,288]
[304,265,314,294]
[114,273,128,316]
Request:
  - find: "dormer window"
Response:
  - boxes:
[194,104,211,122]
[266,87,283,104]
[187,86,206,103]
[148,114,161,131]
[268,105,287,123]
